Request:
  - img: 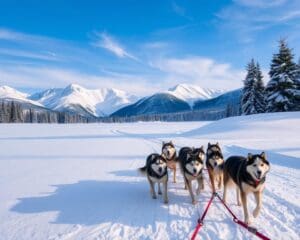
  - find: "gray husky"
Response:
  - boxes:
[178,147,205,204]
[139,153,169,203]
[223,152,270,224]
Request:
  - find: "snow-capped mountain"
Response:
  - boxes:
[29,84,138,117]
[167,84,224,106]
[0,85,43,106]
[111,93,191,117]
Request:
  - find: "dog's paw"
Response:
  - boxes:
[158,191,162,195]
[253,208,260,218]
[164,199,169,204]
[244,217,252,225]
[152,195,157,199]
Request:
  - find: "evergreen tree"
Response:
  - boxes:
[254,63,266,113]
[241,59,257,115]
[265,39,299,112]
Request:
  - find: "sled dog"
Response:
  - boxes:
[178,146,205,204]
[161,141,177,183]
[139,153,169,203]
[206,142,224,193]
[223,152,270,224]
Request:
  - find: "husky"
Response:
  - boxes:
[223,152,270,224]
[178,146,205,204]
[139,153,169,203]
[206,142,224,193]
[161,141,177,183]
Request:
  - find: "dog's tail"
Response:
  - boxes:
[138,166,147,176]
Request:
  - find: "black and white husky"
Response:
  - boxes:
[206,142,224,193]
[161,141,177,183]
[139,153,169,203]
[223,152,270,224]
[178,147,205,204]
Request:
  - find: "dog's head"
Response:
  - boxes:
[207,142,224,169]
[162,141,176,160]
[246,152,270,181]
[185,146,205,177]
[150,155,167,176]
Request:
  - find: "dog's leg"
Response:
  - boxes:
[208,168,216,193]
[196,176,204,195]
[173,165,176,183]
[236,187,241,206]
[158,183,162,195]
[218,173,223,189]
[241,191,250,224]
[149,179,157,199]
[186,178,196,204]
[253,191,262,218]
[163,180,169,204]
[223,173,229,203]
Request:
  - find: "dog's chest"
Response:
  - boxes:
[149,174,167,183]
[241,182,265,193]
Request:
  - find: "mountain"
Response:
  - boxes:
[29,84,137,117]
[111,93,191,117]
[167,84,224,106]
[0,85,43,107]
[193,88,242,112]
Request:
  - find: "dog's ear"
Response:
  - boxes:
[187,153,191,159]
[151,154,156,161]
[191,147,195,151]
[261,152,266,159]
[247,153,252,160]
[216,142,219,146]
[200,146,204,151]
[208,142,211,147]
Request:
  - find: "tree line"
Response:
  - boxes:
[0,101,94,123]
[242,39,300,115]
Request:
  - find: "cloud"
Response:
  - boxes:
[233,0,287,8]
[217,0,300,43]
[0,48,60,61]
[0,65,160,96]
[150,57,245,90]
[92,32,137,60]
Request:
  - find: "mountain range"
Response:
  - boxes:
[0,83,235,118]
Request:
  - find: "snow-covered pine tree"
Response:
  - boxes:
[265,39,299,112]
[241,59,256,115]
[254,63,266,113]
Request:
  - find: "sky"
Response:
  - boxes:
[0,0,299,95]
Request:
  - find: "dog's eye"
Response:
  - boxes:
[253,164,257,167]
[261,164,264,167]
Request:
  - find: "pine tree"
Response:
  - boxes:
[241,59,257,115]
[265,39,299,112]
[254,63,266,113]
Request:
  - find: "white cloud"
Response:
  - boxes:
[0,65,159,96]
[150,57,245,90]
[234,0,287,8]
[93,32,137,60]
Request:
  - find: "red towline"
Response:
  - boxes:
[191,192,271,240]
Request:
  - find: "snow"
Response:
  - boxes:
[0,84,137,117]
[0,112,299,240]
[167,83,224,106]
[0,85,43,106]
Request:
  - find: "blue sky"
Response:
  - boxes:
[0,0,299,95]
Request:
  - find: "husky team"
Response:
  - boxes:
[139,141,270,225]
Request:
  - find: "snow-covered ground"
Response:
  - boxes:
[0,112,299,240]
